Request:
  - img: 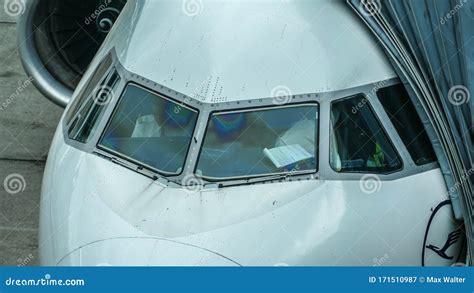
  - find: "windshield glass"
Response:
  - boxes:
[330,95,402,173]
[99,84,198,175]
[196,104,318,180]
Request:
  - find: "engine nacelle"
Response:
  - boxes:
[17,0,126,107]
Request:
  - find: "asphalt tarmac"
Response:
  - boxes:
[0,13,63,266]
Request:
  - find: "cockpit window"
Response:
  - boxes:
[196,104,318,180]
[377,84,437,166]
[68,70,120,143]
[66,53,113,125]
[330,95,402,173]
[99,84,198,175]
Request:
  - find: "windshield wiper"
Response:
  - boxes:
[94,150,159,180]
[112,157,159,180]
[216,174,290,188]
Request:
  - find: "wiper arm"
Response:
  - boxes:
[111,157,159,180]
[94,150,159,180]
[216,174,290,188]
[247,174,290,183]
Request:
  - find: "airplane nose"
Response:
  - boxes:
[57,237,240,266]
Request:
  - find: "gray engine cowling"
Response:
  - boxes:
[17,0,126,107]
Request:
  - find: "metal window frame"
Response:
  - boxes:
[61,49,438,187]
[194,102,320,182]
[96,82,200,177]
[62,50,124,152]
[375,84,438,168]
[327,93,404,175]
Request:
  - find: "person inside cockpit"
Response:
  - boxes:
[330,95,402,173]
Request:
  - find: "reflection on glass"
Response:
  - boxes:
[197,105,318,179]
[69,70,120,143]
[100,84,198,175]
[377,84,436,166]
[330,95,402,173]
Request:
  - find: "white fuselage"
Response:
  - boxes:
[38,0,462,266]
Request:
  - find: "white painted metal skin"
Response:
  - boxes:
[39,0,461,266]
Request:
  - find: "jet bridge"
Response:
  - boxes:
[347,0,473,265]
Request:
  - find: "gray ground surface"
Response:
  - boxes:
[0,17,64,266]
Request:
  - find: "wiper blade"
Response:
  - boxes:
[217,174,290,188]
[110,157,159,180]
[95,150,159,180]
[247,174,290,183]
